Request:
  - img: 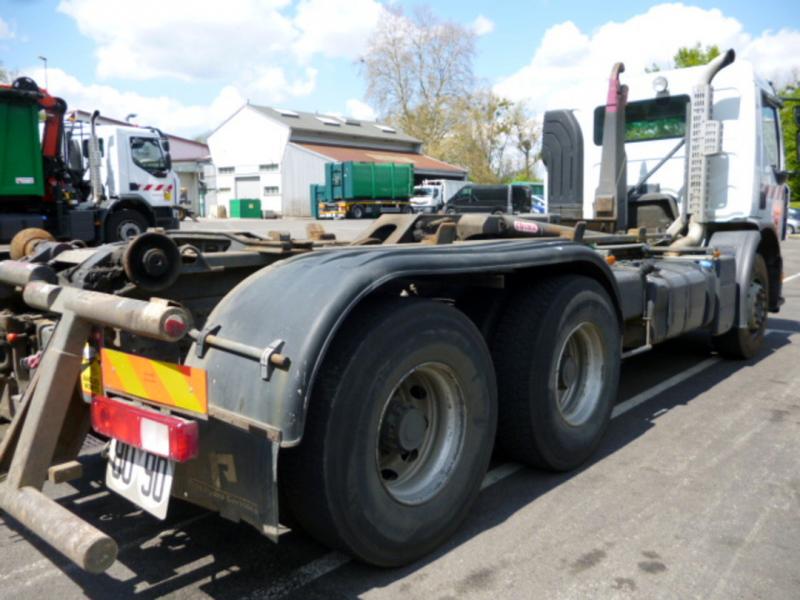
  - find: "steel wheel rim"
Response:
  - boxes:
[376,362,467,505]
[119,221,143,240]
[554,322,604,427]
[747,278,767,335]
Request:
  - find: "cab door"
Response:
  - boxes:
[759,96,787,237]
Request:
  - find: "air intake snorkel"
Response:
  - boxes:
[669,48,735,248]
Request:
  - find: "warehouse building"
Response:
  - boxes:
[207,105,466,217]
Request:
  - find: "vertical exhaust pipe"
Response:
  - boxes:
[88,110,105,206]
[670,49,735,248]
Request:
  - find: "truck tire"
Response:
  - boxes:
[281,298,497,566]
[349,204,365,219]
[492,276,620,471]
[105,209,149,242]
[712,253,768,359]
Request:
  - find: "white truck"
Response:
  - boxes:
[0,49,794,574]
[66,120,181,240]
[410,179,467,213]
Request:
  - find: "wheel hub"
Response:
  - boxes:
[376,363,466,505]
[397,408,427,451]
[559,355,578,388]
[746,280,767,332]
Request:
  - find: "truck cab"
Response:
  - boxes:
[68,124,180,239]
[568,60,787,238]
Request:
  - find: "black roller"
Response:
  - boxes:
[122,232,181,292]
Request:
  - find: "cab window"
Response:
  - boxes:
[761,102,780,168]
[594,95,690,145]
[130,137,168,175]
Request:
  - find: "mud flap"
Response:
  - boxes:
[172,417,280,540]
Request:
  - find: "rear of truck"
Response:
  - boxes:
[0,49,791,576]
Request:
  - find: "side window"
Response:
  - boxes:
[130,137,167,174]
[761,103,780,168]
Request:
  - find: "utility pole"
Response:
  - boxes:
[37,55,48,89]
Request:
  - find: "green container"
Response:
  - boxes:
[324,162,413,201]
[0,91,44,197]
[230,198,262,218]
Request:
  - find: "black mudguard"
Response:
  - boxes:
[185,239,621,446]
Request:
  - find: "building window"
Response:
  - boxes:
[218,167,234,174]
[263,186,280,196]
[259,163,279,172]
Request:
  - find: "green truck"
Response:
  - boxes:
[314,161,413,219]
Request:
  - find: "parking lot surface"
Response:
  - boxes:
[1,221,799,599]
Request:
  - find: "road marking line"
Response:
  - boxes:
[766,328,800,336]
[782,271,800,283]
[611,357,720,419]
[481,462,523,490]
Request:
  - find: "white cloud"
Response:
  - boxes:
[471,15,495,37]
[345,98,376,121]
[495,3,800,113]
[0,16,15,40]
[57,0,297,81]
[293,0,385,60]
[20,66,245,135]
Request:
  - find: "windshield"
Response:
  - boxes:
[130,137,168,176]
[414,187,434,197]
[594,95,690,145]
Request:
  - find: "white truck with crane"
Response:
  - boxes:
[0,76,179,255]
[0,49,792,573]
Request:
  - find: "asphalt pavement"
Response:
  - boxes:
[1,222,799,599]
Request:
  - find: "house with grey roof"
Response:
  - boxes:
[207,104,466,217]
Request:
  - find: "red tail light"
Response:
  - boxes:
[91,395,199,462]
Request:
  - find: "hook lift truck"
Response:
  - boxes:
[0,77,179,255]
[0,49,793,573]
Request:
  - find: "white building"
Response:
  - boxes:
[207,105,466,217]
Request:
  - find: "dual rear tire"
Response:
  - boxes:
[282,277,621,565]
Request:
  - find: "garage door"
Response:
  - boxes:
[235,176,260,199]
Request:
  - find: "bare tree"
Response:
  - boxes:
[509,103,541,181]
[359,7,475,150]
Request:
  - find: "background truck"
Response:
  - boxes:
[0,77,179,250]
[315,161,413,218]
[0,49,793,575]
[410,178,466,213]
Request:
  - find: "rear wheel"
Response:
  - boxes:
[712,253,768,359]
[105,209,149,242]
[349,204,365,219]
[281,299,497,566]
[492,276,621,471]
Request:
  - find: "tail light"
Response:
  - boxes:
[91,395,198,462]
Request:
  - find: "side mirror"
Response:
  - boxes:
[773,165,789,186]
[161,139,170,152]
[164,152,172,171]
[82,139,89,158]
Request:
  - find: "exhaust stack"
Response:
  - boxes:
[671,49,735,248]
[88,110,105,206]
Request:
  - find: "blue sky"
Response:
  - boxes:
[1,0,798,135]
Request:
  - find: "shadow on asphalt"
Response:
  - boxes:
[1,326,795,599]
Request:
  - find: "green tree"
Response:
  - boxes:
[779,78,800,203]
[673,44,720,68]
[645,43,721,72]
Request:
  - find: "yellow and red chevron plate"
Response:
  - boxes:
[100,348,208,416]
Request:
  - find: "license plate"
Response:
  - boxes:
[106,439,174,519]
